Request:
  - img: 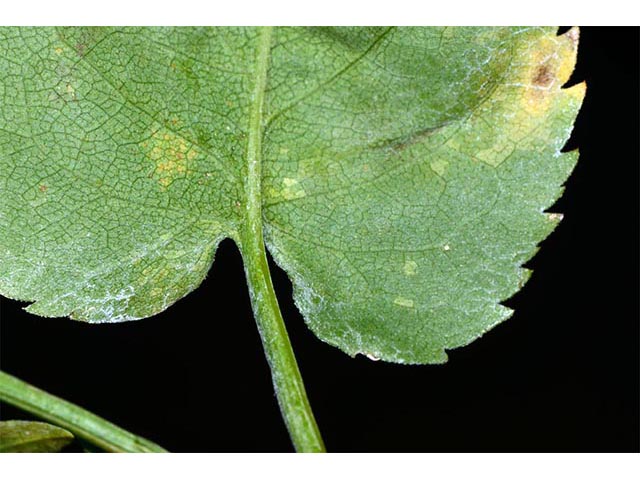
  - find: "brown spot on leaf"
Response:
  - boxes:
[382,123,448,154]
[532,64,553,88]
[39,184,47,193]
[75,43,86,58]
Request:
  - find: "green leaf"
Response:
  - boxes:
[0,420,74,452]
[0,27,583,363]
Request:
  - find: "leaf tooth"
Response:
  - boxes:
[555,26,581,87]
[544,212,564,224]
[561,80,587,101]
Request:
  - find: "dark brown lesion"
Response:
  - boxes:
[55,27,104,59]
[375,123,450,155]
[75,42,86,58]
[532,63,554,87]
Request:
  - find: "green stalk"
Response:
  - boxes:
[240,26,325,453]
[0,370,166,452]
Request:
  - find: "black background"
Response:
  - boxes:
[1,27,638,453]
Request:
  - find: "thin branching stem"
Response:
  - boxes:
[0,370,166,452]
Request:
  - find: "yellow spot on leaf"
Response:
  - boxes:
[519,27,579,116]
[54,47,64,55]
[142,129,197,188]
[275,177,306,200]
[462,28,582,168]
[394,296,414,308]
[403,260,417,276]
[430,158,448,176]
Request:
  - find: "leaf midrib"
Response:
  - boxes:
[241,26,274,245]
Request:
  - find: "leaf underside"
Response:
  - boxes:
[0,27,584,363]
[0,420,74,452]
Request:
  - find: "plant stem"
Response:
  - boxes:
[240,26,325,453]
[241,232,326,453]
[0,370,167,452]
